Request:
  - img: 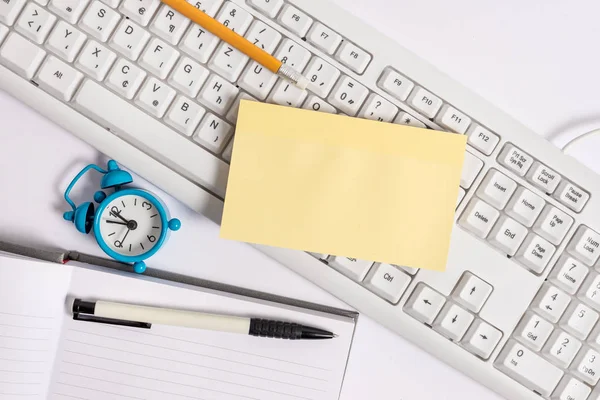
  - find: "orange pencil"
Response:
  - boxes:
[161,0,309,89]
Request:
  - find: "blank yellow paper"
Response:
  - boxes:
[221,101,467,271]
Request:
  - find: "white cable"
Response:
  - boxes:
[561,128,600,153]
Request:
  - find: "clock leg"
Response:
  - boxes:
[133,261,146,274]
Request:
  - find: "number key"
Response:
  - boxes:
[559,302,598,340]
[215,1,253,35]
[274,38,311,71]
[542,329,581,368]
[514,312,554,351]
[327,75,368,116]
[572,347,600,385]
[531,283,571,323]
[303,57,340,98]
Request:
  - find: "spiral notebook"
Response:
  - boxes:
[0,242,357,400]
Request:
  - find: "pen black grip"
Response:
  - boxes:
[248,319,303,340]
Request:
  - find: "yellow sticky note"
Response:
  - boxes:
[221,102,467,271]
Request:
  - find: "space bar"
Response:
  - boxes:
[73,80,229,198]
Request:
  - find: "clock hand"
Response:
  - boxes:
[120,228,131,245]
[106,220,128,226]
[110,209,130,224]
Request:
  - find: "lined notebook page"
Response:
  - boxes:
[0,256,71,399]
[48,266,355,400]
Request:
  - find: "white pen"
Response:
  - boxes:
[72,299,336,340]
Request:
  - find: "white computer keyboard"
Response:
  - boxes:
[1,0,600,398]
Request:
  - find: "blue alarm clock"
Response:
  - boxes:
[63,160,180,274]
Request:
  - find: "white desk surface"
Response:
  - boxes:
[1,0,599,399]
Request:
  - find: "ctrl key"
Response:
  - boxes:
[495,340,563,397]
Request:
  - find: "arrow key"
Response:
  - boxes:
[404,283,446,325]
[532,283,571,323]
[462,319,502,359]
[433,302,474,341]
[452,271,493,313]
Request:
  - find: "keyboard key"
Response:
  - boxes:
[335,40,371,74]
[15,3,56,44]
[302,95,336,114]
[245,20,281,54]
[135,77,177,118]
[49,0,89,24]
[497,144,534,177]
[552,376,591,400]
[208,42,249,82]
[514,312,553,351]
[364,263,411,304]
[504,186,545,227]
[164,95,205,136]
[560,302,598,340]
[36,55,83,101]
[533,205,574,245]
[216,1,253,35]
[466,124,499,156]
[277,4,313,37]
[46,21,87,62]
[433,303,474,341]
[193,113,233,153]
[435,104,471,134]
[460,152,483,189]
[377,67,414,102]
[150,4,190,45]
[394,112,426,128]
[106,58,146,99]
[187,0,222,17]
[571,348,600,385]
[542,329,581,368]
[168,56,210,97]
[476,169,517,209]
[407,87,443,119]
[526,161,562,194]
[238,61,277,100]
[119,0,160,26]
[457,187,466,207]
[79,0,121,42]
[110,19,151,60]
[495,340,563,397]
[548,255,589,295]
[397,266,419,275]
[139,38,179,79]
[306,22,342,55]
[328,257,373,282]
[358,93,398,122]
[328,75,368,116]
[0,32,46,79]
[0,23,8,43]
[198,74,239,114]
[554,181,590,213]
[462,319,502,359]
[0,0,26,26]
[488,215,528,256]
[268,80,307,107]
[579,273,600,312]
[531,284,571,323]
[247,0,283,18]
[568,226,600,266]
[404,283,446,325]
[226,92,257,124]
[222,138,233,162]
[74,79,229,198]
[304,57,340,98]
[458,198,499,238]
[102,0,121,8]
[516,234,556,274]
[275,38,312,71]
[179,25,220,63]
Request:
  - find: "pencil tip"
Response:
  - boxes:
[333,333,339,338]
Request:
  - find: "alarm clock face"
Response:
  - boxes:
[97,194,164,257]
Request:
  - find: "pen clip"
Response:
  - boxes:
[73,313,152,329]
